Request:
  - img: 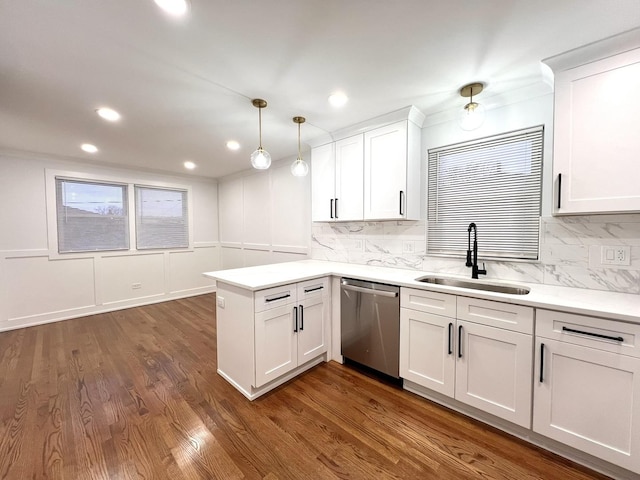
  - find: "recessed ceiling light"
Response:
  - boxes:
[183,161,196,170]
[81,143,98,153]
[154,0,189,16]
[226,140,240,151]
[328,92,348,108]
[96,107,121,122]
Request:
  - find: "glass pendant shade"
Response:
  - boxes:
[251,147,271,169]
[458,101,486,131]
[291,156,309,176]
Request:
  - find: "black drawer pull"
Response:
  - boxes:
[293,306,298,332]
[304,286,323,293]
[562,326,623,342]
[299,305,304,331]
[330,199,334,219]
[265,293,291,303]
[447,323,453,355]
[458,325,463,358]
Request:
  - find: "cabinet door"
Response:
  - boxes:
[334,135,364,221]
[400,308,455,397]
[455,320,533,428]
[363,121,407,220]
[297,295,328,364]
[533,338,640,473]
[554,47,640,214]
[311,143,336,222]
[255,304,298,387]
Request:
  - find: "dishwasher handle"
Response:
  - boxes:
[341,284,398,298]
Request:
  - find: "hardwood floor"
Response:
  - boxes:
[0,293,612,480]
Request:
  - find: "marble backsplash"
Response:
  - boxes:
[310,214,640,295]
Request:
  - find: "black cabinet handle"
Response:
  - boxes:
[265,293,290,303]
[557,173,562,209]
[330,199,334,219]
[399,191,405,216]
[304,286,323,293]
[293,306,298,333]
[448,323,453,355]
[539,343,545,383]
[458,325,463,358]
[562,326,623,342]
[335,198,339,219]
[299,305,304,331]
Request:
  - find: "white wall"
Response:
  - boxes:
[218,154,311,268]
[0,152,220,331]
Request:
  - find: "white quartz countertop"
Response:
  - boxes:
[203,260,640,324]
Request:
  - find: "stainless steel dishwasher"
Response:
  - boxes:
[340,278,400,378]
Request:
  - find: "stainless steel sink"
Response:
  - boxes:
[415,276,530,295]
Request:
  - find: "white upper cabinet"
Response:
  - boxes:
[311,135,364,222]
[364,120,420,220]
[311,106,424,222]
[545,29,640,214]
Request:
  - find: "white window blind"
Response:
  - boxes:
[427,126,543,260]
[56,178,129,253]
[135,186,189,249]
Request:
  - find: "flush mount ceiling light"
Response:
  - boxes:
[81,143,98,153]
[328,92,348,108]
[96,107,121,122]
[154,0,189,16]
[250,98,271,170]
[458,82,486,131]
[290,116,309,177]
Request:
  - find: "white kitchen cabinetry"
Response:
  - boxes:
[400,288,534,428]
[311,135,363,222]
[545,31,640,214]
[533,309,640,474]
[217,277,329,400]
[364,119,421,220]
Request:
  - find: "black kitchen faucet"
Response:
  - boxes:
[466,222,487,279]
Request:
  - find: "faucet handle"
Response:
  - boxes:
[478,262,487,275]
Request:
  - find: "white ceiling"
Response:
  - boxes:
[1,1,639,179]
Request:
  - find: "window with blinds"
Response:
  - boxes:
[135,186,189,249]
[56,178,129,253]
[427,126,543,260]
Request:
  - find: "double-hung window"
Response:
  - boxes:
[427,126,543,260]
[56,178,129,253]
[135,186,189,249]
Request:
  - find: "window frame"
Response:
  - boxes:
[426,126,543,262]
[45,169,193,259]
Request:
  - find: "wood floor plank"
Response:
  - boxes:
[0,293,617,480]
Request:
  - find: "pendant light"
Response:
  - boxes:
[250,98,271,170]
[458,82,486,131]
[290,116,309,177]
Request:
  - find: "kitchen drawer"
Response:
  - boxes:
[537,309,640,357]
[297,277,329,301]
[254,283,296,313]
[457,297,533,334]
[400,287,456,318]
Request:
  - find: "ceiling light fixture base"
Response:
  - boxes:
[252,98,267,109]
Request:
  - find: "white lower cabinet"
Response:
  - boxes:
[533,309,640,474]
[400,287,533,428]
[217,277,329,400]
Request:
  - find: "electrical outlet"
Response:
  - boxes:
[403,241,414,253]
[354,239,363,251]
[601,246,631,266]
[132,282,142,289]
[217,296,225,309]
